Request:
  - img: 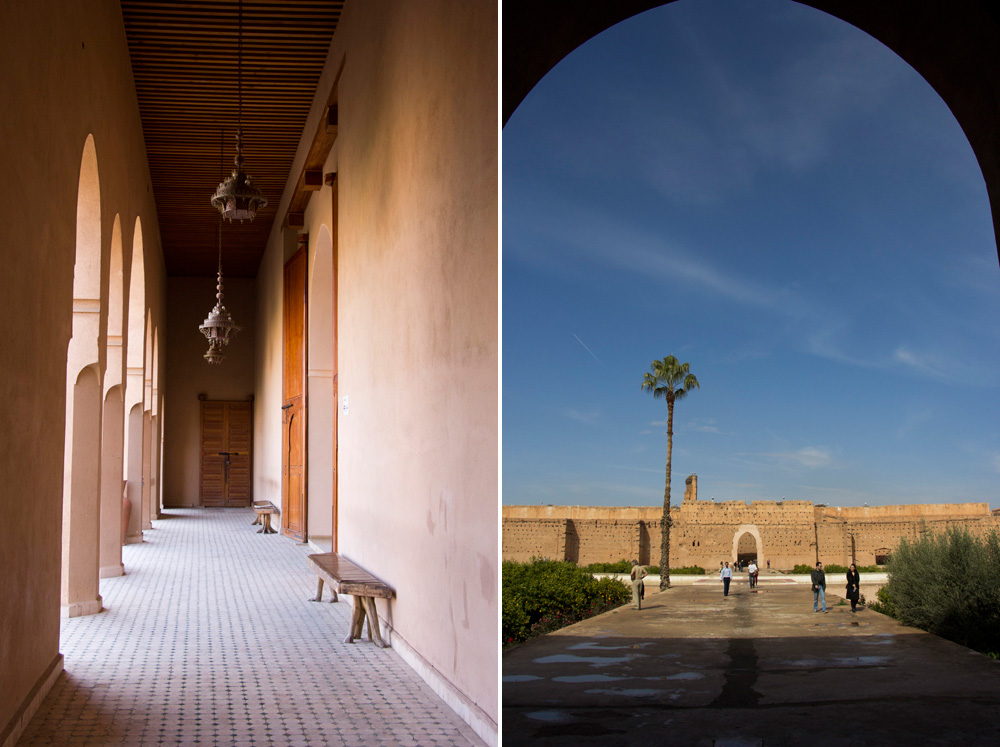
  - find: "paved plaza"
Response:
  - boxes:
[18,508,485,747]
[503,579,1000,746]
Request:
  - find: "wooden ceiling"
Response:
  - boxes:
[120,0,342,277]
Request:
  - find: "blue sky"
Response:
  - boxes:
[502,0,1000,509]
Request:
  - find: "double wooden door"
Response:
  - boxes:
[200,400,252,507]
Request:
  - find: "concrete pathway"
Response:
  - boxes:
[503,582,1000,745]
[19,508,484,746]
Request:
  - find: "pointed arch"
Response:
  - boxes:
[105,214,124,392]
[123,218,145,544]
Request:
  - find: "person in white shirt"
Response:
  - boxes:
[748,561,758,589]
[720,561,733,596]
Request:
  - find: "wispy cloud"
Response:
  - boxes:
[565,408,600,424]
[893,346,950,380]
[686,418,735,436]
[762,446,836,469]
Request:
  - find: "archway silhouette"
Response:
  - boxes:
[503,0,1000,262]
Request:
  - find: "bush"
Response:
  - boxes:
[670,565,706,575]
[866,586,895,617]
[502,559,631,648]
[583,560,633,573]
[879,528,1000,654]
[793,563,882,574]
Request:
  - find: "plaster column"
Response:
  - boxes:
[99,386,125,577]
[62,367,104,617]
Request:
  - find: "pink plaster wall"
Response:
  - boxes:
[252,1,497,739]
[0,0,167,737]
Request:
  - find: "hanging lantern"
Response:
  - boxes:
[199,221,240,364]
[210,0,267,222]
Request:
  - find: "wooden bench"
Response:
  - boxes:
[307,553,395,647]
[251,501,278,534]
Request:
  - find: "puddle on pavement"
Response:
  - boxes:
[569,641,654,651]
[778,656,891,667]
[534,654,636,666]
[554,674,627,683]
[584,688,663,697]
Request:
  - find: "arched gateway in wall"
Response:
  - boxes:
[732,525,763,566]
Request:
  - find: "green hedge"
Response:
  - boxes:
[875,528,1000,655]
[503,559,631,648]
[582,561,704,575]
[792,563,881,574]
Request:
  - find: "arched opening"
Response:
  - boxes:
[62,134,104,617]
[124,218,145,544]
[141,312,153,530]
[731,525,764,568]
[150,328,160,519]
[736,532,758,566]
[98,215,125,577]
[307,224,335,545]
[502,1,999,518]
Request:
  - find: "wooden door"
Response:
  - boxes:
[283,247,307,541]
[200,400,253,507]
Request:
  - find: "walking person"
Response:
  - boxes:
[631,560,647,610]
[748,560,758,589]
[720,561,733,597]
[846,563,861,613]
[811,561,827,612]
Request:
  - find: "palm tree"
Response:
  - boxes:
[642,356,700,590]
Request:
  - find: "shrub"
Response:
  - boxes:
[792,564,814,574]
[502,559,631,648]
[583,560,633,573]
[670,565,706,575]
[866,586,895,617]
[879,528,1000,654]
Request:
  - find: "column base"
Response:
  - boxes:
[99,564,124,578]
[125,532,144,545]
[61,595,103,618]
[0,652,62,747]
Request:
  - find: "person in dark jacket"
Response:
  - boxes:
[846,563,861,613]
[810,561,827,613]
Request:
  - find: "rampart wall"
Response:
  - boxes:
[502,475,1000,570]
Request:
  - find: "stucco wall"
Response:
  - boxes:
[0,0,167,739]
[252,1,497,739]
[502,481,1000,571]
[162,277,256,507]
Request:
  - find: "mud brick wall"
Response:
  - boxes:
[502,476,1000,570]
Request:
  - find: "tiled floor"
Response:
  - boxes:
[19,508,485,746]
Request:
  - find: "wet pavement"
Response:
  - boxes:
[502,582,1000,745]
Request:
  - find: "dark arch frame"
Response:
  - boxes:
[503,0,1000,261]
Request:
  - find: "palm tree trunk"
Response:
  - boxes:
[661,397,674,590]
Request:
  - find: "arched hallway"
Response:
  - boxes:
[18,510,485,747]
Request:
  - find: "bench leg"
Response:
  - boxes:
[251,513,261,526]
[310,577,325,602]
[265,514,276,534]
[362,596,389,648]
[345,597,366,644]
